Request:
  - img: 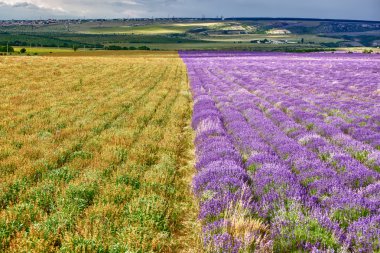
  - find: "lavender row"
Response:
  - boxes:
[188,68,271,252]
[223,59,380,151]
[269,56,377,132]
[237,78,380,165]
[203,68,378,251]
[216,96,344,251]
[225,55,380,139]
[181,51,380,252]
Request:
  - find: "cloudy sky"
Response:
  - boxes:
[0,0,379,20]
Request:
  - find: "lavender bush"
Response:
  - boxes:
[181,51,380,252]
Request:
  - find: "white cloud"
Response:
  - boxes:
[0,1,70,18]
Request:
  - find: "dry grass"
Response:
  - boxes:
[225,201,272,253]
[203,195,272,253]
[0,52,201,252]
[336,47,380,53]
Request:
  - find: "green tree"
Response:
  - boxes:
[0,45,14,53]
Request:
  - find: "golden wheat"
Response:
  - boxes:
[0,52,201,252]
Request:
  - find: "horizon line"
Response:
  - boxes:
[1,17,379,23]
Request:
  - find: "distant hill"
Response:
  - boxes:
[0,17,379,50]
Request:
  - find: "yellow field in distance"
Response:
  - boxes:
[13,46,74,54]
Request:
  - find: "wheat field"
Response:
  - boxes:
[0,52,201,252]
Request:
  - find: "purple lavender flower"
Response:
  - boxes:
[181,51,380,252]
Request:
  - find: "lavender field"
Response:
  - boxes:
[181,52,380,252]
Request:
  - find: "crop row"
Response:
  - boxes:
[0,54,199,252]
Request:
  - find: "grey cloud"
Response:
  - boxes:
[13,2,33,8]
[0,0,379,20]
[0,1,39,8]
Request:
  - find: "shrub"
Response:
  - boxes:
[363,49,373,54]
[138,46,150,50]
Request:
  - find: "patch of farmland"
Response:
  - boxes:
[0,53,200,252]
[181,51,380,252]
